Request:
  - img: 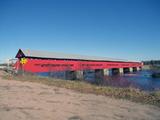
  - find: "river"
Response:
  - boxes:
[84,70,160,91]
[38,70,160,91]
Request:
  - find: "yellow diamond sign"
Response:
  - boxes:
[20,58,28,65]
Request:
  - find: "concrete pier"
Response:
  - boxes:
[119,68,124,74]
[137,67,140,71]
[76,70,84,80]
[65,66,141,80]
[129,67,133,72]
[65,70,84,80]
[103,69,110,76]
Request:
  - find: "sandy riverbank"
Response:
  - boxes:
[0,71,160,120]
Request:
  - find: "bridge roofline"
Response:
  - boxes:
[15,49,140,63]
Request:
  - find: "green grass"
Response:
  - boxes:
[2,73,160,107]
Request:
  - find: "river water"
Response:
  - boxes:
[38,70,160,91]
[84,70,160,91]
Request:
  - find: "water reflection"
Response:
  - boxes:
[84,70,160,91]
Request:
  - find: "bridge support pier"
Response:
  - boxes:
[65,67,142,80]
[76,70,84,80]
[103,69,110,76]
[119,68,124,74]
[129,67,133,72]
[137,67,140,71]
[65,70,84,80]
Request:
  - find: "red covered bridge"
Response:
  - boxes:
[15,49,143,79]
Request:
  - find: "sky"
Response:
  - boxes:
[0,0,160,62]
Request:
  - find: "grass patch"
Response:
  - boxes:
[2,73,160,107]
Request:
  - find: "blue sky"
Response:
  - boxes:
[0,0,160,62]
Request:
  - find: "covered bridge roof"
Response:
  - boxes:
[15,49,136,62]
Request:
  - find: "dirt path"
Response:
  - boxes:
[0,71,160,120]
